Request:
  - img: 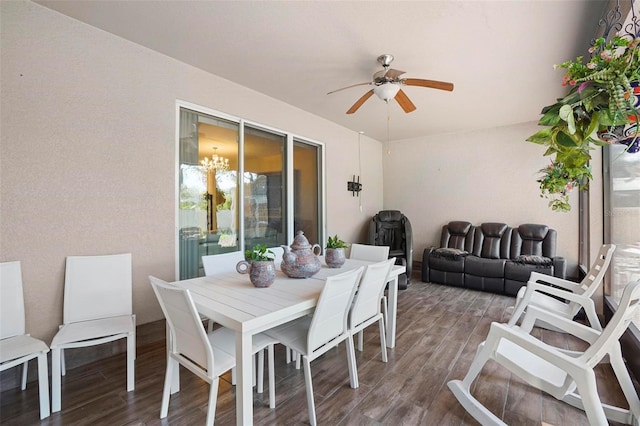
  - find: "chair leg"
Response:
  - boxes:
[36,352,50,419]
[345,336,359,389]
[357,331,364,352]
[295,351,301,369]
[285,345,291,364]
[207,319,214,333]
[21,360,28,390]
[127,333,135,392]
[460,341,493,388]
[51,348,62,413]
[574,370,609,425]
[610,345,640,420]
[160,357,174,419]
[378,317,388,363]
[382,295,388,328]
[302,357,317,426]
[268,344,275,409]
[257,349,265,394]
[206,377,219,426]
[60,348,66,376]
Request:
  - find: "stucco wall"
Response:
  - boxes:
[382,122,604,278]
[0,1,384,342]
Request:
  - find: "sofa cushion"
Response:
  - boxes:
[474,223,510,259]
[511,224,557,259]
[465,256,505,278]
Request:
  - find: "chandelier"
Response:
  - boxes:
[201,147,229,172]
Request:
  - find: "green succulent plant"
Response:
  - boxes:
[244,244,275,262]
[326,235,348,249]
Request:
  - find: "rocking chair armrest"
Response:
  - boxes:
[527,281,592,305]
[520,305,601,344]
[510,281,596,329]
[486,322,587,372]
[529,272,584,294]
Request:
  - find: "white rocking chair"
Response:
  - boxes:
[508,243,616,331]
[449,279,640,426]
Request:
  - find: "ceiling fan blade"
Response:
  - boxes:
[385,68,406,79]
[403,78,454,92]
[346,90,374,114]
[327,82,371,95]
[373,68,406,83]
[394,89,416,113]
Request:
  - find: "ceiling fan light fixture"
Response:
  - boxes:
[373,83,400,102]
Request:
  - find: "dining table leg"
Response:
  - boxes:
[236,330,254,425]
[386,276,398,348]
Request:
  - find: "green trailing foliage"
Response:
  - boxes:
[527,36,640,212]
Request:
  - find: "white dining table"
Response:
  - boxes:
[171,257,405,425]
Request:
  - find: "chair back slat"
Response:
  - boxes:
[578,244,616,296]
[63,253,132,324]
[350,244,389,262]
[149,276,213,372]
[583,280,640,364]
[202,251,245,276]
[350,259,395,328]
[307,267,363,353]
[0,261,26,338]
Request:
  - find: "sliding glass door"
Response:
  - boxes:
[604,144,640,327]
[177,105,324,279]
[243,126,287,251]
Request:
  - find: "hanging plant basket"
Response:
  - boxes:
[527,33,640,212]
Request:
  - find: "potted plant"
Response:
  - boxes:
[325,235,347,268]
[527,35,639,211]
[236,244,276,287]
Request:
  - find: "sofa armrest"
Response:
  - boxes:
[553,256,567,279]
[422,247,435,282]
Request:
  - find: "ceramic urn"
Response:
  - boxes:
[280,231,322,278]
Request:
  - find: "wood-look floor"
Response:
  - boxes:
[1,280,639,426]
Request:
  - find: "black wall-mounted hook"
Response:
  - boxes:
[347,175,362,196]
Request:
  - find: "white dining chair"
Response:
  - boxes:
[149,276,278,425]
[449,279,640,426]
[349,243,391,337]
[202,250,245,276]
[349,258,395,360]
[507,244,616,331]
[201,251,245,332]
[265,267,364,426]
[50,253,135,413]
[0,261,50,419]
[350,243,390,263]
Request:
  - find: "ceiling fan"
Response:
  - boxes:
[327,54,454,114]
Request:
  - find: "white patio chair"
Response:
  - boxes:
[202,250,276,383]
[508,244,616,331]
[50,253,135,413]
[349,258,395,360]
[202,251,245,332]
[0,261,50,419]
[448,279,640,426]
[265,267,364,426]
[202,250,245,276]
[149,276,278,425]
[349,243,390,339]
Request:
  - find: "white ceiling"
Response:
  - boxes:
[35,0,610,142]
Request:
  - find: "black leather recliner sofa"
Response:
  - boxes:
[422,221,566,296]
